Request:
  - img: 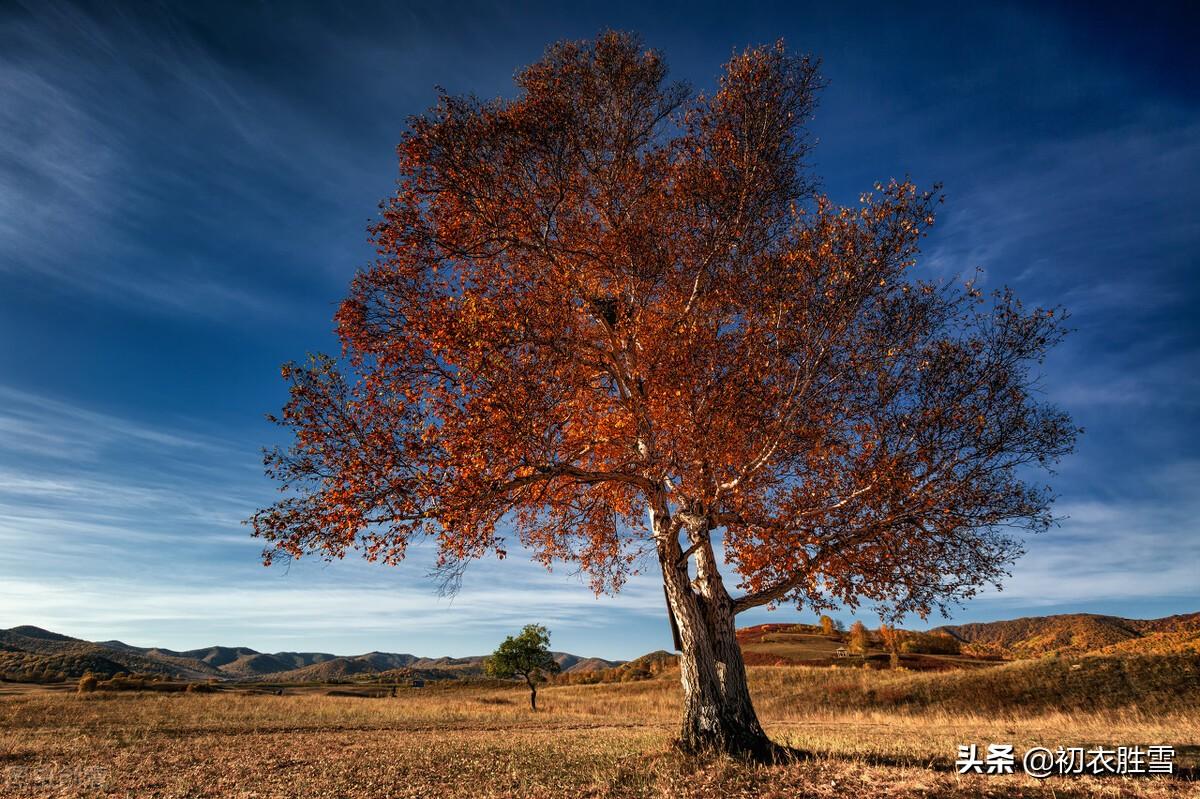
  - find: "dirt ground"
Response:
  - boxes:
[1,674,1196,798]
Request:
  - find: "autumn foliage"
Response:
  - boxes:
[848,621,870,655]
[250,31,1076,757]
[878,623,905,668]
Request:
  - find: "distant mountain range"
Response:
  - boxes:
[0,625,622,683]
[3,611,1198,684]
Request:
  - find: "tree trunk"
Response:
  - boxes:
[661,557,781,761]
[527,676,537,711]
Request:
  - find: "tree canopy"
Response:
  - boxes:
[250,29,1076,644]
[485,624,560,710]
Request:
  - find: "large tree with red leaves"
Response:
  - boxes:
[250,32,1076,760]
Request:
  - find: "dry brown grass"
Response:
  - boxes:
[1,666,1196,798]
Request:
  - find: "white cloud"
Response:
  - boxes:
[0,1,359,317]
[974,471,1200,604]
[0,385,236,459]
[0,556,670,656]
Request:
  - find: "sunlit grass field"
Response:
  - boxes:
[2,661,1197,798]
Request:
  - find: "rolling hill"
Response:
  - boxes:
[269,650,619,682]
[934,612,1200,658]
[0,626,621,683]
[729,613,1200,668]
[0,627,219,681]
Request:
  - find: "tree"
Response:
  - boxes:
[484,624,560,710]
[847,621,870,655]
[878,623,904,669]
[818,615,840,637]
[249,32,1077,761]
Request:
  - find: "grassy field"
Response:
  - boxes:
[1,659,1197,798]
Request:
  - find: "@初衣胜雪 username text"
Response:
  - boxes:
[956,744,1175,778]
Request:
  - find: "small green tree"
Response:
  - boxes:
[848,621,870,655]
[485,624,561,711]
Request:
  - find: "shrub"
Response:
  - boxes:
[900,632,962,655]
[620,668,651,682]
[78,673,98,694]
[104,675,148,691]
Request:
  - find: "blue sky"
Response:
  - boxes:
[1,0,1197,660]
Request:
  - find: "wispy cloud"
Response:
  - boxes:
[0,0,378,318]
[0,553,670,657]
[924,119,1200,295]
[0,385,233,459]
[972,461,1200,605]
[0,385,264,572]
